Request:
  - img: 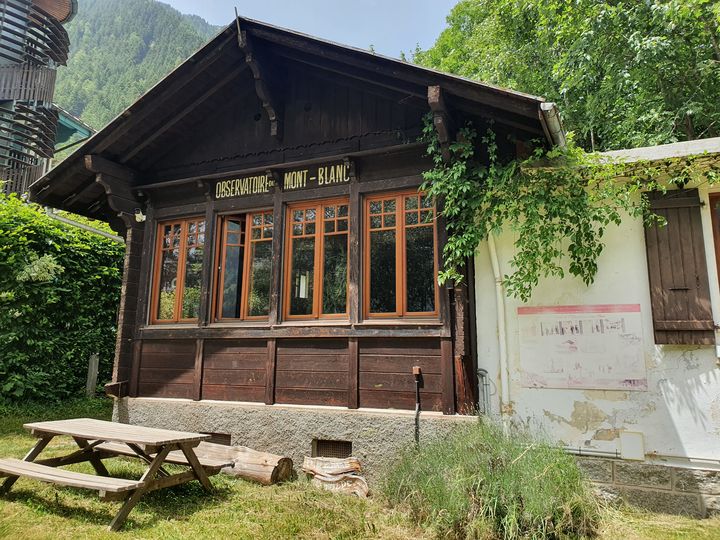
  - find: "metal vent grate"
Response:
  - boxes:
[202,432,231,446]
[313,439,352,459]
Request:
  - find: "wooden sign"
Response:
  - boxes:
[281,161,351,191]
[215,173,274,199]
[213,161,352,200]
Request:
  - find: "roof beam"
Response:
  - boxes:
[428,86,455,162]
[120,63,248,164]
[237,18,283,141]
[85,155,137,182]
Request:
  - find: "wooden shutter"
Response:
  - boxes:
[644,189,715,345]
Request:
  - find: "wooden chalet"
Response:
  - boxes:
[30,17,562,417]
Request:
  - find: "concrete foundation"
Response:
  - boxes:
[578,456,720,517]
[113,397,475,482]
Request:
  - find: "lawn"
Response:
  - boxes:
[0,398,718,539]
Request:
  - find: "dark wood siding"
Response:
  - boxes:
[137,340,195,398]
[275,339,349,406]
[645,189,714,344]
[201,340,267,402]
[358,337,442,411]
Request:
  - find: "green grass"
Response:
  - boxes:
[0,399,719,539]
[0,398,421,539]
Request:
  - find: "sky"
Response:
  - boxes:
[162,0,459,58]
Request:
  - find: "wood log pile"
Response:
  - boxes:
[302,456,369,497]
[194,442,293,485]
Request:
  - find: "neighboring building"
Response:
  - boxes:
[28,16,561,475]
[0,0,76,194]
[475,138,720,515]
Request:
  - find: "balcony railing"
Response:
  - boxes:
[0,63,56,102]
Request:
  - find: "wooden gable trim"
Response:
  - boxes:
[247,24,539,119]
[237,16,283,141]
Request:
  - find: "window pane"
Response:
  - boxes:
[322,233,348,314]
[369,229,396,313]
[406,226,435,313]
[181,242,204,319]
[157,247,178,320]
[405,196,418,210]
[289,237,315,315]
[247,241,272,317]
[220,245,243,318]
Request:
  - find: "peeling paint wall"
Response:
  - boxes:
[474,187,720,466]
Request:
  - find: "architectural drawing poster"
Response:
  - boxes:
[518,304,647,390]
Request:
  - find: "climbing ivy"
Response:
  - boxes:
[419,117,711,302]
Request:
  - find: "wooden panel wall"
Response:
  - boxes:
[358,338,442,412]
[202,340,267,402]
[137,340,195,399]
[275,339,349,406]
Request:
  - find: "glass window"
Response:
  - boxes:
[152,217,205,323]
[285,199,349,319]
[365,191,438,317]
[215,210,273,320]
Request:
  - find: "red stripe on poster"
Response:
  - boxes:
[517,304,641,315]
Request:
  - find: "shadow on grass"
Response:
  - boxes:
[4,477,234,531]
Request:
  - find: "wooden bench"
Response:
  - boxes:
[94,441,233,473]
[0,458,143,501]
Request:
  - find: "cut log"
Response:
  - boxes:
[194,442,293,486]
[302,456,361,476]
[302,456,369,497]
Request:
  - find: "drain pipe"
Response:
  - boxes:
[413,366,422,446]
[488,234,511,429]
[476,368,491,415]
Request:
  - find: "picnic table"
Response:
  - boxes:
[0,418,233,531]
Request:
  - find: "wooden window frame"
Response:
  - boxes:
[150,216,205,324]
[363,190,439,319]
[283,197,350,320]
[213,210,273,322]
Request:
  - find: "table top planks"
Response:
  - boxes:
[23,418,210,446]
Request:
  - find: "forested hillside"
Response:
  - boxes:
[54,0,220,129]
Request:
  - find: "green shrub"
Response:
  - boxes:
[0,194,124,402]
[382,418,600,539]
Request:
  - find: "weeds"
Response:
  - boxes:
[382,418,600,539]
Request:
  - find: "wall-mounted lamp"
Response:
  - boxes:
[134,208,146,223]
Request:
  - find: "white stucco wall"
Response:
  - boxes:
[474,186,720,468]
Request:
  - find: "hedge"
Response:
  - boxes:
[0,194,124,402]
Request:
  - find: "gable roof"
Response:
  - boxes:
[30,16,564,223]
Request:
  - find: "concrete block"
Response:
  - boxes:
[576,457,613,483]
[674,469,720,495]
[614,461,672,489]
[615,487,702,517]
[703,496,720,516]
[114,397,475,483]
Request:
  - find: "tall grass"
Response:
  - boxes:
[382,418,600,539]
